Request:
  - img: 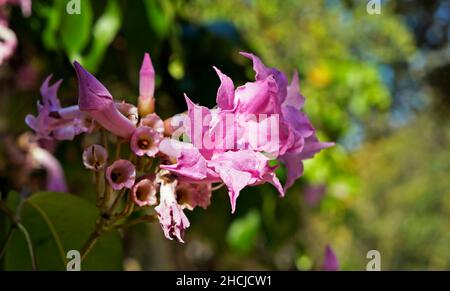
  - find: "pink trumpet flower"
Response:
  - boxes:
[74,61,136,139]
[82,144,108,171]
[130,126,162,157]
[131,175,158,207]
[139,113,164,135]
[106,159,136,190]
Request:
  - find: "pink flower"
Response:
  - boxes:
[106,159,136,190]
[155,171,190,242]
[0,0,32,17]
[280,135,334,191]
[74,61,136,139]
[0,0,31,64]
[130,126,162,157]
[176,182,212,211]
[238,53,334,190]
[163,113,186,137]
[115,102,139,126]
[0,23,17,65]
[29,145,67,192]
[139,113,164,135]
[160,138,283,213]
[322,245,339,271]
[138,53,155,116]
[25,75,91,140]
[17,133,68,192]
[208,150,283,212]
[131,175,158,207]
[82,144,108,171]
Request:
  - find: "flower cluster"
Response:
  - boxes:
[26,52,333,242]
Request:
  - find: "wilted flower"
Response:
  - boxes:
[155,171,190,242]
[138,53,155,116]
[131,175,158,207]
[74,61,136,139]
[176,182,212,211]
[322,245,339,271]
[106,159,136,190]
[130,126,161,157]
[82,144,108,171]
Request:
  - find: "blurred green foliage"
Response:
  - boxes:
[1,0,449,270]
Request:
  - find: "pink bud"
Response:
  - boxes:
[138,53,156,116]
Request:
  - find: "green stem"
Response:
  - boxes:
[80,218,107,262]
[81,189,129,261]
[0,200,16,223]
[101,183,112,212]
[0,199,36,270]
[0,227,14,260]
[115,139,123,160]
[144,158,154,172]
[95,171,103,207]
[17,223,36,271]
[101,129,109,153]
[109,189,127,215]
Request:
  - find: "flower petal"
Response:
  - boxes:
[213,66,235,111]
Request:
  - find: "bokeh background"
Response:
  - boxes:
[1,0,449,270]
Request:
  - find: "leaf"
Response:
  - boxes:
[6,191,21,214]
[0,191,20,242]
[144,0,173,38]
[4,192,122,271]
[60,0,93,58]
[38,1,64,51]
[83,0,122,73]
[226,209,261,255]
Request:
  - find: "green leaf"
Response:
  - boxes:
[6,191,21,214]
[38,1,64,51]
[0,191,20,242]
[144,0,173,38]
[4,192,122,271]
[60,0,93,58]
[226,209,261,255]
[83,0,122,73]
